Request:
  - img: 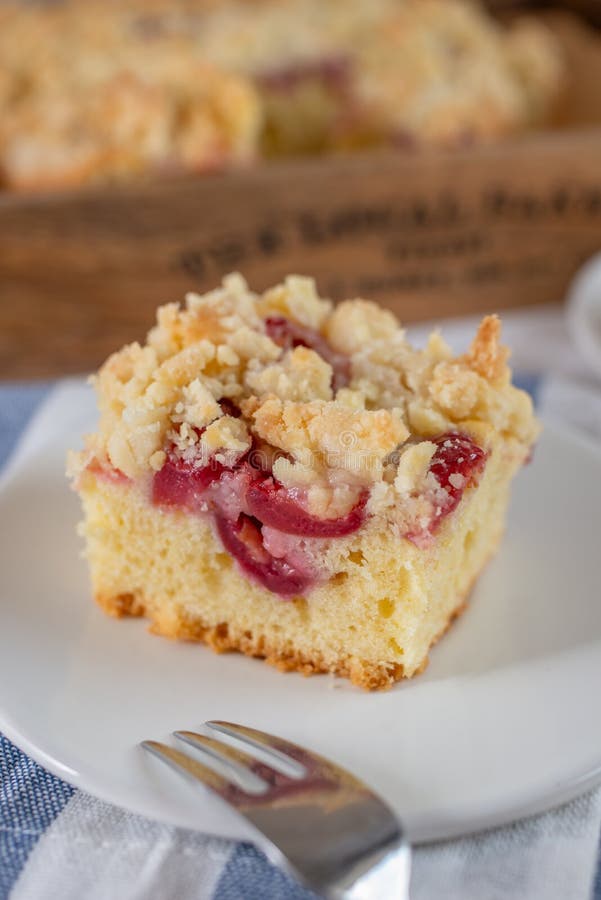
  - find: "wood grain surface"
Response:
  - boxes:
[2,129,601,379]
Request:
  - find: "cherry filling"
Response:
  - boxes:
[264,316,351,391]
[245,470,367,537]
[215,513,315,598]
[430,433,487,497]
[405,432,488,546]
[150,429,486,590]
[151,435,365,597]
[152,454,226,509]
[152,400,243,509]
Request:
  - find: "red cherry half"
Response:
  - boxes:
[215,513,315,597]
[152,455,225,509]
[245,471,366,537]
[152,406,248,510]
[429,432,487,506]
[404,432,487,545]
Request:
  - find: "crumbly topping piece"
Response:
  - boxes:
[201,416,251,463]
[74,273,538,492]
[246,395,408,481]
[149,450,167,472]
[256,276,332,330]
[148,273,265,357]
[429,363,483,420]
[463,314,510,382]
[171,379,222,430]
[394,442,437,495]
[245,346,333,403]
[324,300,401,356]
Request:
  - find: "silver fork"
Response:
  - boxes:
[142,721,410,899]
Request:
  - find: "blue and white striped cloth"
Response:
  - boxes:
[2,306,601,900]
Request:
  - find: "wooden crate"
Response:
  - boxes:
[0,11,600,378]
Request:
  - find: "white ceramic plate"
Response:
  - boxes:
[2,382,601,845]
[567,250,601,381]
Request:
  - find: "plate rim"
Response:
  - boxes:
[3,694,601,846]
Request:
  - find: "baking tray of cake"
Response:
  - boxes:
[0,5,600,379]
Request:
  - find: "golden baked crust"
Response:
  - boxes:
[1,0,563,190]
[96,587,476,689]
[96,588,409,689]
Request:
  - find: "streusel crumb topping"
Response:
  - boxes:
[0,0,562,191]
[70,274,538,515]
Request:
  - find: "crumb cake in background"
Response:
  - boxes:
[68,274,539,689]
[0,4,261,191]
[0,0,563,189]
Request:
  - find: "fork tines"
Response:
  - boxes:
[142,720,410,899]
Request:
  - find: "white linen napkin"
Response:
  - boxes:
[8,787,601,900]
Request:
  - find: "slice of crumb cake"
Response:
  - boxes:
[68,275,539,689]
